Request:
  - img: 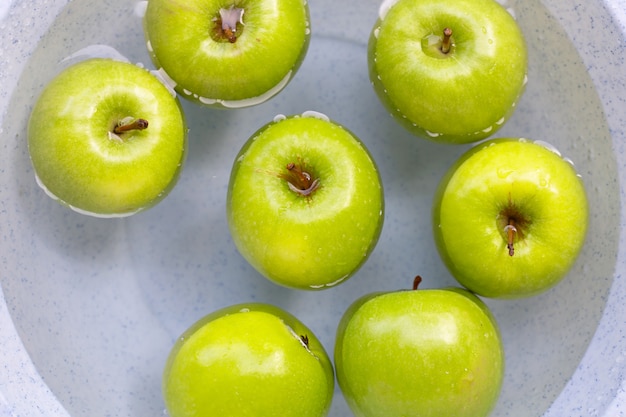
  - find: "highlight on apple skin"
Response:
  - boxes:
[226,111,384,290]
[27,58,187,218]
[433,138,589,298]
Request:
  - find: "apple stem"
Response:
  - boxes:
[282,162,320,196]
[441,27,453,54]
[504,220,517,256]
[413,275,423,290]
[113,118,149,134]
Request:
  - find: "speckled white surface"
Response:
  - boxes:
[1,0,625,416]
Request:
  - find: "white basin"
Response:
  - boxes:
[1,0,625,416]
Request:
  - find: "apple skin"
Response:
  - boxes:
[163,303,334,417]
[144,0,310,108]
[27,58,187,217]
[335,285,504,417]
[368,0,528,143]
[226,112,384,290]
[433,138,589,298]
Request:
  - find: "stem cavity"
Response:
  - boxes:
[281,162,320,197]
[213,5,245,43]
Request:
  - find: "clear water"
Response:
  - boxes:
[0,0,619,416]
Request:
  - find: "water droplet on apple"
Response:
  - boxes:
[507,7,517,19]
[425,130,441,138]
[482,126,493,133]
[481,26,487,34]
[151,68,177,97]
[374,27,380,39]
[488,38,493,44]
[301,110,330,122]
[239,307,250,313]
[563,156,576,168]
[107,131,124,143]
[378,0,399,20]
[495,117,505,125]
[523,73,528,86]
[214,70,293,108]
[61,44,130,65]
[198,96,217,105]
[146,40,153,52]
[134,1,148,18]
[534,140,562,157]
[273,114,287,123]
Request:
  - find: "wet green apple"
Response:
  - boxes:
[144,0,310,108]
[368,0,528,143]
[27,58,187,217]
[163,303,334,417]
[335,277,504,417]
[433,138,589,298]
[226,111,384,290]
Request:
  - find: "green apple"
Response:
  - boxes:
[163,303,334,417]
[27,58,187,217]
[433,138,589,298]
[368,0,528,143]
[144,0,310,108]
[226,111,384,290]
[335,277,504,417]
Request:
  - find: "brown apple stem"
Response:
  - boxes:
[441,27,453,54]
[505,219,517,257]
[413,275,423,290]
[282,162,320,196]
[113,118,149,134]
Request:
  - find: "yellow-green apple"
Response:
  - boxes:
[433,138,589,298]
[226,111,384,290]
[368,0,528,143]
[335,276,504,417]
[163,303,334,417]
[143,0,310,108]
[27,58,187,217]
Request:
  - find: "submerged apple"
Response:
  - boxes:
[27,58,187,217]
[433,138,589,298]
[226,111,384,290]
[144,0,310,107]
[163,303,334,417]
[368,0,528,143]
[335,277,504,417]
